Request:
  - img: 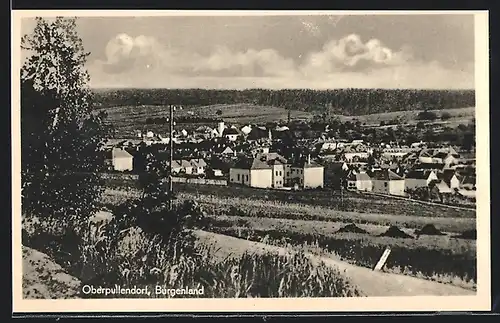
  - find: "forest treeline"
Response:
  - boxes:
[93,88,475,116]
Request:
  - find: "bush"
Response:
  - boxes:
[441,112,452,121]
[417,110,438,121]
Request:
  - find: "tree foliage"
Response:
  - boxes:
[21,17,110,222]
[93,88,475,116]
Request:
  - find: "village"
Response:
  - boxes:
[103,118,476,207]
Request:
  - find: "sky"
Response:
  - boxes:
[20,14,475,90]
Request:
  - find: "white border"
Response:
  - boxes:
[11,10,491,313]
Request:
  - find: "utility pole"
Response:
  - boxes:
[168,104,175,211]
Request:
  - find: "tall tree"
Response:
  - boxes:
[21,17,110,223]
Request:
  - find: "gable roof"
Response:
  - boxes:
[437,169,458,186]
[233,153,287,170]
[292,159,323,168]
[190,158,207,167]
[432,180,452,193]
[412,163,446,171]
[223,128,240,136]
[371,169,403,181]
[405,170,435,180]
[171,160,183,169]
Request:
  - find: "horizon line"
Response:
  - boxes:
[90,87,476,92]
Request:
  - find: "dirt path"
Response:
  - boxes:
[194,230,475,297]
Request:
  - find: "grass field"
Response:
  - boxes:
[204,214,476,289]
[101,103,314,136]
[101,187,475,233]
[101,104,475,137]
[335,106,475,126]
[99,183,477,291]
[104,180,476,220]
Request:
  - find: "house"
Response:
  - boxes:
[229,153,287,188]
[240,125,252,136]
[418,149,435,163]
[432,152,460,165]
[171,160,183,174]
[404,170,438,191]
[107,148,134,172]
[288,156,324,189]
[438,169,461,190]
[223,128,240,141]
[180,159,193,174]
[430,180,453,195]
[190,158,207,175]
[212,169,224,177]
[346,171,372,191]
[371,169,405,196]
[215,146,235,157]
[341,145,372,162]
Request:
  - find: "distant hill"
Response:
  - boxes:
[93,88,475,116]
[101,103,313,137]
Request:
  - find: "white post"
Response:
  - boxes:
[373,247,392,271]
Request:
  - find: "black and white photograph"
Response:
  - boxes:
[12,10,490,312]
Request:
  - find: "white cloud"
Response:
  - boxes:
[86,32,474,90]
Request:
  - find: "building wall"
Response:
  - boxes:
[272,164,285,188]
[288,167,304,186]
[449,176,460,189]
[229,168,250,185]
[419,156,434,163]
[372,180,390,194]
[389,180,406,196]
[303,167,324,188]
[356,180,373,191]
[250,169,273,188]
[113,157,133,171]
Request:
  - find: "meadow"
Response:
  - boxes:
[101,103,313,137]
[335,106,475,127]
[97,180,477,292]
[104,180,476,219]
[204,215,476,290]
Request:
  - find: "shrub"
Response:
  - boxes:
[417,110,438,121]
[441,112,452,121]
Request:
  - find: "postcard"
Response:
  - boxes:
[11,10,491,313]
